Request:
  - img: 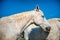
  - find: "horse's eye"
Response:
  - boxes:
[42,15,44,18]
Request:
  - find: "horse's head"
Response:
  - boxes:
[33,5,51,32]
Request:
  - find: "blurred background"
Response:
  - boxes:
[0,0,60,19]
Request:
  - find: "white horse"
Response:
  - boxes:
[0,5,51,40]
[24,18,60,40]
[47,18,60,40]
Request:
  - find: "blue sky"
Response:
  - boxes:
[0,0,60,19]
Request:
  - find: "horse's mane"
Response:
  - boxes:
[0,10,34,19]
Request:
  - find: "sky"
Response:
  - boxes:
[0,0,60,19]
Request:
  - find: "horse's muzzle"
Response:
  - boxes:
[45,26,51,32]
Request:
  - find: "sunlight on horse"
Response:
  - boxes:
[0,5,51,40]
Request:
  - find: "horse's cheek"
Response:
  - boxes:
[34,18,42,25]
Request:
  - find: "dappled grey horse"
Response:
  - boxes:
[0,5,51,40]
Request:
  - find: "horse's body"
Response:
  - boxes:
[0,11,33,40]
[24,18,60,40]
[47,18,60,40]
[0,6,51,40]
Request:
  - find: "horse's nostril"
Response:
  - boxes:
[46,27,51,31]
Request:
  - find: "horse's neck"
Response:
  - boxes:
[10,11,34,32]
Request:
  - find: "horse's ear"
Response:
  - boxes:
[36,5,40,11]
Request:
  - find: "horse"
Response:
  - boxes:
[0,5,51,40]
[24,18,60,40]
[47,18,60,40]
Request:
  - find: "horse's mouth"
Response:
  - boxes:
[46,30,50,33]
